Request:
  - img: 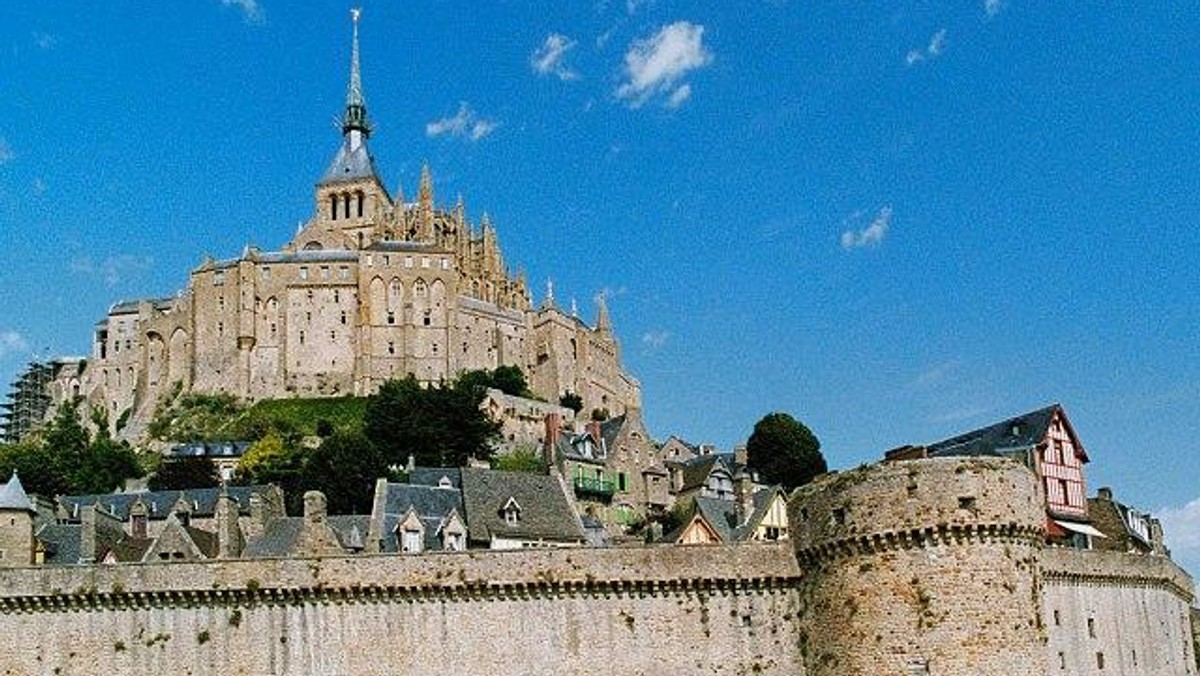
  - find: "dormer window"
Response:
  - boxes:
[502,497,522,526]
[401,528,422,553]
[437,476,453,490]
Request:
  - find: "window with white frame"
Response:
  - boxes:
[402,529,422,553]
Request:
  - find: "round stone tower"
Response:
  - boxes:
[790,456,1047,675]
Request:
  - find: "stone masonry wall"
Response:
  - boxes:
[789,457,1048,676]
[1042,547,1196,675]
[0,543,803,676]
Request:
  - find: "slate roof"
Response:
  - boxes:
[169,441,250,459]
[35,524,82,565]
[666,453,742,493]
[674,488,783,544]
[109,297,175,315]
[242,515,370,558]
[459,468,583,545]
[925,404,1076,460]
[0,472,35,513]
[320,138,383,185]
[58,485,273,522]
[378,482,464,552]
[408,468,462,489]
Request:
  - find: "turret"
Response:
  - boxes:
[0,472,35,567]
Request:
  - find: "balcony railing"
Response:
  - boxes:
[573,476,615,498]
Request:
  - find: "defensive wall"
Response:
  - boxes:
[0,456,1195,675]
[1042,546,1196,675]
[789,456,1049,676]
[0,543,804,676]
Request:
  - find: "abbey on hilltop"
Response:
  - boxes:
[47,12,640,439]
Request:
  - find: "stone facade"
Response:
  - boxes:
[48,20,640,441]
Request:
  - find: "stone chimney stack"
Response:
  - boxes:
[734,444,748,468]
[216,490,244,559]
[1149,518,1167,556]
[1097,486,1113,501]
[304,491,328,525]
[544,412,562,466]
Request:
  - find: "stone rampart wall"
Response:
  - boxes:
[0,543,804,676]
[1042,547,1196,675]
[789,457,1048,676]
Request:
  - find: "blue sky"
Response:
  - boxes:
[1,1,1198,571]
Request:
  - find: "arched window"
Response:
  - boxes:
[357,191,364,218]
[330,194,337,220]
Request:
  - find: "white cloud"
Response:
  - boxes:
[426,103,498,142]
[1158,497,1200,575]
[642,330,670,350]
[221,0,264,24]
[0,331,28,360]
[69,254,153,287]
[665,83,692,108]
[531,33,579,81]
[32,32,57,50]
[616,21,713,108]
[906,29,947,67]
[985,0,1004,18]
[928,29,947,57]
[0,138,13,165]
[31,178,46,195]
[840,206,892,250]
[626,0,656,14]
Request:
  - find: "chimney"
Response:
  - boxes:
[734,444,748,468]
[1097,486,1113,501]
[544,412,562,465]
[406,454,416,473]
[130,501,148,540]
[216,491,244,559]
[365,478,389,554]
[1149,518,1166,556]
[304,491,328,525]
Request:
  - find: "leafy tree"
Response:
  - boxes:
[364,375,500,469]
[489,365,531,398]
[235,432,306,509]
[591,407,610,422]
[302,430,384,514]
[150,456,222,491]
[0,401,143,497]
[559,392,583,414]
[745,412,826,491]
[492,446,547,474]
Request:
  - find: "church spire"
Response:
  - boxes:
[341,8,371,146]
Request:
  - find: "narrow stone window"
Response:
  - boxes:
[1087,617,1096,638]
[1058,652,1066,669]
[1096,652,1104,669]
[330,195,337,220]
[357,191,364,217]
[387,341,395,355]
[1053,609,1060,626]
[340,311,347,325]
[334,289,340,303]
[299,331,305,345]
[387,311,395,325]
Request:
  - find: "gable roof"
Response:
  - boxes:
[925,404,1087,462]
[378,481,464,552]
[58,485,274,522]
[242,515,370,558]
[459,468,583,545]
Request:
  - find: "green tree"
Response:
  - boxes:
[149,456,222,491]
[235,432,306,509]
[492,446,547,474]
[559,392,583,415]
[302,429,384,514]
[0,401,143,497]
[745,412,826,491]
[364,375,500,469]
[488,365,531,398]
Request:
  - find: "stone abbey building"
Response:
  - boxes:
[49,14,639,438]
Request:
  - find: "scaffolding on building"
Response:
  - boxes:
[1,359,54,444]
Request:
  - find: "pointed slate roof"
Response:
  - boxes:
[0,472,35,513]
[319,138,383,185]
[459,468,584,545]
[926,404,1085,461]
